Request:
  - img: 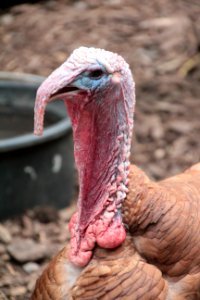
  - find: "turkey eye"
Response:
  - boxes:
[88,69,104,79]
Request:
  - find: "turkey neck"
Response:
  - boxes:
[65,82,134,234]
[122,165,167,233]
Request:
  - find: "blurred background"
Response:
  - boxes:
[0,0,200,299]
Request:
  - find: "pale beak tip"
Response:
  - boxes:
[34,125,44,136]
[34,131,43,137]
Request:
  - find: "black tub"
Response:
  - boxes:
[0,72,75,220]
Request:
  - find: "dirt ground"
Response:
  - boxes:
[0,0,200,299]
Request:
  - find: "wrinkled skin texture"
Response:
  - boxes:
[68,210,126,266]
[31,164,200,299]
[34,47,134,266]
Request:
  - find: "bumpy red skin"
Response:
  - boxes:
[69,212,126,267]
[65,91,129,267]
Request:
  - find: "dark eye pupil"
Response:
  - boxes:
[89,69,104,79]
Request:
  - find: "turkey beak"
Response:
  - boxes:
[34,65,80,136]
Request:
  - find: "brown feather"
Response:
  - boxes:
[31,163,200,299]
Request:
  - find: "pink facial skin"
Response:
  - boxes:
[34,47,135,267]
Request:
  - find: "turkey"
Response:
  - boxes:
[31,47,200,299]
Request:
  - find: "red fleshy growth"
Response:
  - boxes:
[68,212,95,267]
[68,210,126,267]
[66,85,128,267]
[95,216,126,249]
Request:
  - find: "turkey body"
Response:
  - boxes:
[31,163,200,300]
[32,47,200,299]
